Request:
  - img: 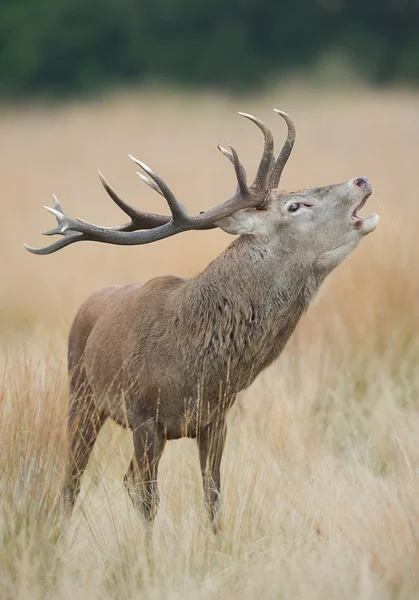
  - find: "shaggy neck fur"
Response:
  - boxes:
[178,234,329,395]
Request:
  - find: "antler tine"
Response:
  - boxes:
[217,145,234,162]
[129,155,189,221]
[217,145,248,196]
[238,113,274,190]
[270,110,296,189]
[98,171,170,231]
[24,196,86,254]
[218,145,248,196]
[42,195,67,235]
[24,231,84,255]
[136,172,164,197]
[98,171,140,219]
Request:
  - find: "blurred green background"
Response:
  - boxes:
[1,0,418,99]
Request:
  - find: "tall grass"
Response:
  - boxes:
[1,86,419,598]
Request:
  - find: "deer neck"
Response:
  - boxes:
[200,234,322,312]
[182,235,325,392]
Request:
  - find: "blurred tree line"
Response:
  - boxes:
[0,0,418,98]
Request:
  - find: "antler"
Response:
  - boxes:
[270,110,296,188]
[24,110,296,255]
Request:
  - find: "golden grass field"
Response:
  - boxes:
[1,85,419,599]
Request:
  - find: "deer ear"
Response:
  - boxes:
[215,209,263,236]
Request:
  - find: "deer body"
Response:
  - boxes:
[25,110,378,531]
[71,235,319,433]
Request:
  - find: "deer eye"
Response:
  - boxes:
[288,203,300,212]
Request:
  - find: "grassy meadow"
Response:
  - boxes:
[1,85,419,599]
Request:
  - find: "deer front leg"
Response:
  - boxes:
[124,421,166,527]
[198,419,227,533]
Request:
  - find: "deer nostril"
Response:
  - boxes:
[354,177,370,189]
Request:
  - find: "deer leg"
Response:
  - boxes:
[64,387,106,517]
[198,419,227,533]
[124,422,166,527]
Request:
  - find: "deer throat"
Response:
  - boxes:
[183,273,320,397]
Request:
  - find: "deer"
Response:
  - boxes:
[25,109,378,533]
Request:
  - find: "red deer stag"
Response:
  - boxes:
[25,109,378,532]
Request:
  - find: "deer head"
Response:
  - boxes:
[217,176,377,275]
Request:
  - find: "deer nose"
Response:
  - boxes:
[352,177,372,193]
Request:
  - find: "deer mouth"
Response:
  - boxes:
[351,195,369,222]
[351,192,378,234]
[350,177,374,226]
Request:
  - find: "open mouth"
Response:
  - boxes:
[351,194,371,222]
[349,177,378,234]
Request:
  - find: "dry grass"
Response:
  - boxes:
[1,85,419,599]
